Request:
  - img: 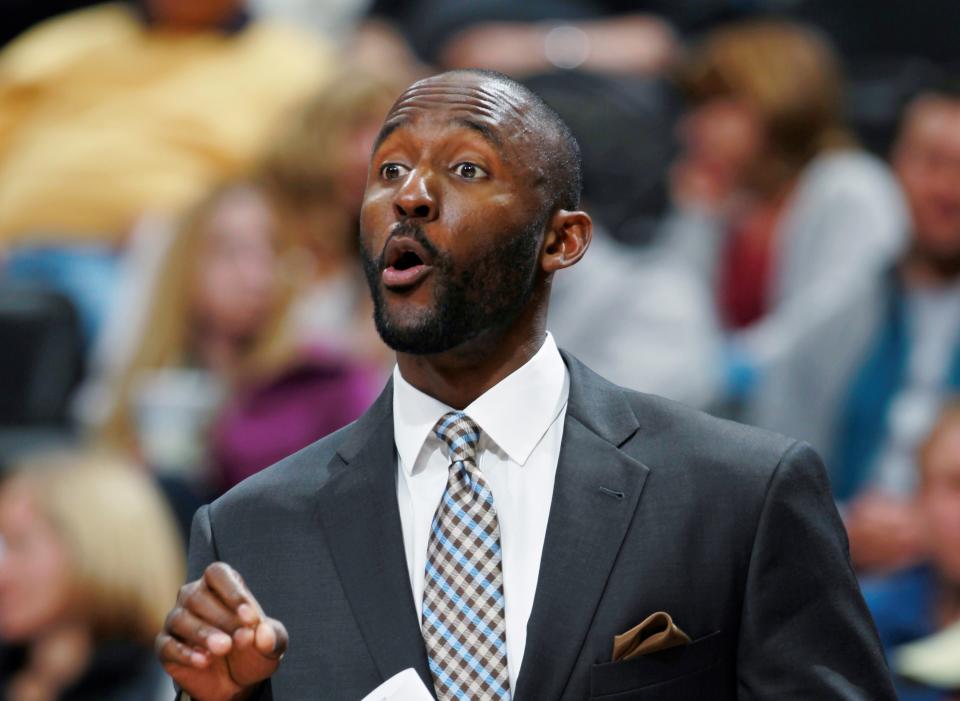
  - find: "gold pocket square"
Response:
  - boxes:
[612,611,692,662]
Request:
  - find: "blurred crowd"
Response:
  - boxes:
[1,0,959,698]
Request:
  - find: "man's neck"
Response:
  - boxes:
[396,312,547,409]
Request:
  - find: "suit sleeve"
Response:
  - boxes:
[180,505,274,701]
[736,441,897,700]
[187,504,217,581]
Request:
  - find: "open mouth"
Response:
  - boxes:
[392,250,424,271]
[382,236,434,290]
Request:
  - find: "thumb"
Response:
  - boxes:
[254,618,288,660]
[226,618,288,688]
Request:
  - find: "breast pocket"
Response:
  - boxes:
[589,630,723,700]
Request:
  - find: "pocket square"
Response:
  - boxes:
[612,611,692,661]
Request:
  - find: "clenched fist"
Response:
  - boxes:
[156,562,289,701]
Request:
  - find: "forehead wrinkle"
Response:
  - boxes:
[392,88,499,115]
[389,101,498,120]
[399,85,497,101]
[396,80,527,121]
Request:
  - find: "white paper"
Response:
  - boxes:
[359,668,434,701]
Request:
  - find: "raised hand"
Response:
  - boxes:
[156,562,289,701]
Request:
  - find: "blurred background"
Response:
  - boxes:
[0,0,959,698]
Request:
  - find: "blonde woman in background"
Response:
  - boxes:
[0,451,184,701]
[96,182,299,484]
[660,20,908,400]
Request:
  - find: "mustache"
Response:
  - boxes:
[377,221,440,268]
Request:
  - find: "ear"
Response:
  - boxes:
[541,209,592,273]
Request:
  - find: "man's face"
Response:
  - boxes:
[894,98,960,270]
[359,74,548,354]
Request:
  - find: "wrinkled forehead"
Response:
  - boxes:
[378,75,535,152]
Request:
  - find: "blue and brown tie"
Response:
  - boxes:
[421,411,511,700]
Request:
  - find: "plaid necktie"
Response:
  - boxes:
[421,411,511,700]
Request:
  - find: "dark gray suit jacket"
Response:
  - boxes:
[186,354,896,700]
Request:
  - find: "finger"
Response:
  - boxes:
[156,632,211,669]
[165,606,234,655]
[222,619,287,688]
[254,618,289,660]
[234,626,255,651]
[204,563,262,625]
[180,580,249,634]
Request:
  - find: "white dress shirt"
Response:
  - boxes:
[393,332,569,693]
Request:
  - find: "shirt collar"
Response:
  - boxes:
[393,333,568,474]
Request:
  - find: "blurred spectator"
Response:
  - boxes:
[249,0,369,45]
[863,401,960,700]
[1,1,104,47]
[658,20,907,398]
[257,69,404,371]
[774,0,960,156]
[0,0,330,245]
[748,82,960,572]
[94,183,291,474]
[527,60,724,408]
[89,182,379,492]
[548,231,722,409]
[353,0,746,78]
[0,451,183,700]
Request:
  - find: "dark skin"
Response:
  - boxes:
[364,73,591,406]
[156,72,591,700]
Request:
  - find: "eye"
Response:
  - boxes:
[380,163,409,180]
[453,162,488,179]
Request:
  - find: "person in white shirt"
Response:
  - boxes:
[748,83,960,574]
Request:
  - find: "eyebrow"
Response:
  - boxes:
[372,116,409,154]
[370,113,505,156]
[451,116,503,149]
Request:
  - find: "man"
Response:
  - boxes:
[748,83,960,573]
[158,70,894,700]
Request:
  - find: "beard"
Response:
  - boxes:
[360,217,544,354]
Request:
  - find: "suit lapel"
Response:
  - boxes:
[314,381,435,694]
[514,354,649,701]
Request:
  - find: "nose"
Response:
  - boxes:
[394,170,438,222]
